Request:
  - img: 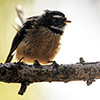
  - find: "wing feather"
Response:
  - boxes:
[5,17,37,63]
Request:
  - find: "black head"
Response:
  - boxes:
[37,10,71,35]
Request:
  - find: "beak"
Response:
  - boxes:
[65,20,71,24]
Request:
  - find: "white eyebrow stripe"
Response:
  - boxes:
[53,15,62,18]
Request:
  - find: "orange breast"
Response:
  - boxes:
[16,26,61,64]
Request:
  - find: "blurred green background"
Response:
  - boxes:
[0,0,34,63]
[0,0,46,100]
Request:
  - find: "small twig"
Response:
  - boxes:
[18,82,30,95]
[79,57,99,65]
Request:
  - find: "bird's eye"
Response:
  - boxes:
[53,18,58,24]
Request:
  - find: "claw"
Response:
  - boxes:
[48,61,58,69]
[17,57,24,63]
[34,60,40,68]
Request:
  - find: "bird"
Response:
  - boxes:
[5,9,71,64]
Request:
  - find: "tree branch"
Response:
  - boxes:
[0,61,100,95]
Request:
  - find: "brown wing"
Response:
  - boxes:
[5,17,38,63]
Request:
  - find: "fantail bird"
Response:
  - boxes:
[5,9,71,64]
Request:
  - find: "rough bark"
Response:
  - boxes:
[0,61,100,95]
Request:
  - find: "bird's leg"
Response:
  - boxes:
[33,60,41,68]
[48,61,59,69]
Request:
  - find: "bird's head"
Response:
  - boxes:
[37,10,71,34]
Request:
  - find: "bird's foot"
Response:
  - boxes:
[33,60,41,68]
[48,61,59,69]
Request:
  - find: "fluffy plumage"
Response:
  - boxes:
[5,10,71,64]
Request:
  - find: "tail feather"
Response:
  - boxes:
[5,54,13,63]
